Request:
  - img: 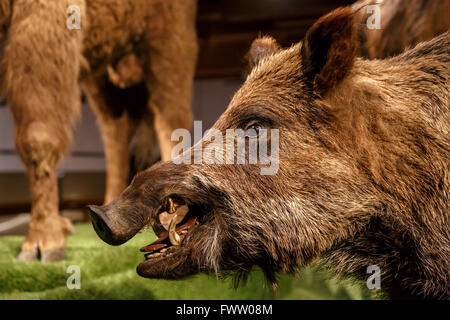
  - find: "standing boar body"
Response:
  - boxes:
[89,8,449,299]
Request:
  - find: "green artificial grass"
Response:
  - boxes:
[0,223,382,300]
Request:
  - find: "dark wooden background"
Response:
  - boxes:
[196,0,354,78]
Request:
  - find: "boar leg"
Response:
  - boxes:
[143,3,198,161]
[82,75,137,205]
[4,7,83,262]
[13,119,76,262]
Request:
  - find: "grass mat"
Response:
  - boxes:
[0,223,381,300]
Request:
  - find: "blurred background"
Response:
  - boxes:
[0,0,354,235]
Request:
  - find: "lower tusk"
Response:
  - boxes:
[168,214,181,246]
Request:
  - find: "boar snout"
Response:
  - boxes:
[88,200,146,246]
[89,162,196,248]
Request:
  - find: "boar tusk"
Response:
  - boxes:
[168,214,181,246]
[166,198,176,214]
[159,212,175,230]
[159,204,189,231]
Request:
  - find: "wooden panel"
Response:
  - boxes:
[196,0,354,78]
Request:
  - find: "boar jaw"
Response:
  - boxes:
[137,212,201,279]
[136,195,206,278]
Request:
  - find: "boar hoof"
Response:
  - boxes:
[17,247,39,262]
[41,248,66,263]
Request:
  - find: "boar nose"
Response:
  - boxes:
[88,204,134,246]
[88,205,118,245]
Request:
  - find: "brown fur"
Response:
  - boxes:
[91,7,449,299]
[353,0,450,58]
[0,0,198,261]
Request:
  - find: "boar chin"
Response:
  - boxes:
[136,248,198,279]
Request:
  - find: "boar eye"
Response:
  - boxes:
[244,123,262,138]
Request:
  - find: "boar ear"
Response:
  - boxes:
[301,7,358,95]
[248,36,281,68]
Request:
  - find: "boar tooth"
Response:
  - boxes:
[168,214,181,246]
[166,197,176,214]
[138,225,148,233]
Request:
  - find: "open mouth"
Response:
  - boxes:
[139,197,199,263]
